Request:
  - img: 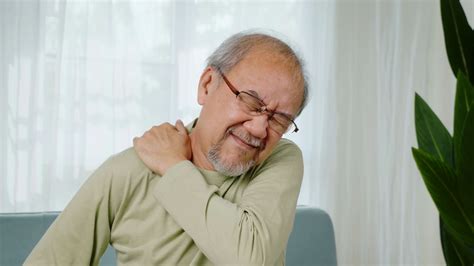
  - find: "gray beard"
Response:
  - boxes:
[207,136,256,177]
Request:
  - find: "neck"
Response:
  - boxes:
[189,130,215,171]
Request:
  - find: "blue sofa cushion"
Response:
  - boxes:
[0,206,336,265]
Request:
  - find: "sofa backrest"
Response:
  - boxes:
[0,206,336,265]
[286,206,338,265]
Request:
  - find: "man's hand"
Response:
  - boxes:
[133,120,192,176]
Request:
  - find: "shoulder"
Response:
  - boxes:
[262,138,303,165]
[273,138,302,155]
[89,147,154,191]
[104,147,151,175]
[248,138,303,180]
[85,147,156,211]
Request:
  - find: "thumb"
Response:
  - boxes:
[175,119,187,134]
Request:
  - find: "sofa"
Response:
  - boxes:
[0,206,336,265]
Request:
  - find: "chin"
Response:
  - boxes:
[215,158,255,177]
[207,143,257,177]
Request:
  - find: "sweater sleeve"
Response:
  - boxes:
[153,140,304,264]
[23,148,148,266]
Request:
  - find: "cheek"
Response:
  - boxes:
[216,108,251,135]
[202,110,247,148]
[208,94,244,123]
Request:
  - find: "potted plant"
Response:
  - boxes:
[412,0,474,264]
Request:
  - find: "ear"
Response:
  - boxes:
[197,67,219,105]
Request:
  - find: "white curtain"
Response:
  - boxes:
[2,0,473,264]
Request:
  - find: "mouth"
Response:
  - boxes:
[230,133,259,150]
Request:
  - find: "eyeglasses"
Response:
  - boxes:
[217,69,299,134]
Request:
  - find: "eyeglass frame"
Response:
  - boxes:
[215,68,299,134]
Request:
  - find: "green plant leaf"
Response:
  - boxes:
[414,93,453,167]
[412,148,474,244]
[457,103,474,225]
[440,0,474,83]
[453,72,474,172]
[440,217,474,265]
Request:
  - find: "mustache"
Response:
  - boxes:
[227,126,265,150]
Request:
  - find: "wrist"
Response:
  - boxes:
[159,157,188,176]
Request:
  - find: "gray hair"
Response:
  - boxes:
[206,31,309,117]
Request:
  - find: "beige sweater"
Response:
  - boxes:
[24,138,303,265]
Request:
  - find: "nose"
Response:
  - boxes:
[243,115,268,139]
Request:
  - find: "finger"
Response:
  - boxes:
[149,124,168,137]
[175,119,187,134]
[133,137,142,148]
[162,122,173,129]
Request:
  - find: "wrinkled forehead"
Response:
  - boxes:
[233,51,304,114]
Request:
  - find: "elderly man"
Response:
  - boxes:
[25,31,308,265]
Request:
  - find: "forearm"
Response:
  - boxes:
[154,143,303,264]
